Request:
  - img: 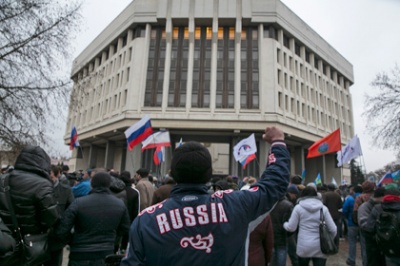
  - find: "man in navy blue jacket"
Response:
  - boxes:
[121,126,290,265]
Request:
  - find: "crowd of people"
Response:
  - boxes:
[0,126,399,266]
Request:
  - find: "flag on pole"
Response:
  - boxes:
[178,138,183,147]
[154,146,165,165]
[331,177,338,187]
[233,134,257,169]
[141,131,171,151]
[377,171,393,187]
[314,173,322,185]
[70,126,80,150]
[337,135,363,167]
[301,169,306,184]
[307,128,341,158]
[124,115,153,150]
[391,170,400,181]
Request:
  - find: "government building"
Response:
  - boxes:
[65,0,354,184]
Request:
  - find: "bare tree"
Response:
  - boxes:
[0,0,82,157]
[363,65,400,158]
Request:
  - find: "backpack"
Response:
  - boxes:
[0,173,20,264]
[375,210,400,257]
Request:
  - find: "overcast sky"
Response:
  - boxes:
[64,0,399,172]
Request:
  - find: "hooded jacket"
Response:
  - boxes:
[284,197,337,258]
[0,146,59,235]
[121,142,290,266]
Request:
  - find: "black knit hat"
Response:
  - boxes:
[170,141,212,184]
[91,172,111,188]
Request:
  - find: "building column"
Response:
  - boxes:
[88,144,97,169]
[105,140,116,170]
[124,145,142,175]
[294,146,305,176]
[259,140,271,175]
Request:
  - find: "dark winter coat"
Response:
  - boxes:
[323,190,343,221]
[270,197,294,247]
[56,187,130,260]
[1,146,59,235]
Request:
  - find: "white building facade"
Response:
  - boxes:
[65,0,354,183]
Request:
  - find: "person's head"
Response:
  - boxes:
[120,170,132,185]
[300,186,318,198]
[306,182,317,192]
[164,177,177,185]
[362,181,375,194]
[290,175,302,185]
[91,172,111,188]
[83,168,92,179]
[373,187,386,199]
[50,165,60,182]
[348,185,354,195]
[170,141,212,184]
[354,185,363,194]
[62,165,69,173]
[287,184,299,200]
[14,145,51,178]
[136,168,149,181]
[327,183,336,191]
[214,180,229,191]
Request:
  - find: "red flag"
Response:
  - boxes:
[307,128,341,158]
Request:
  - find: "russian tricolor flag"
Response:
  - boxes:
[240,153,256,169]
[124,115,153,150]
[70,126,80,150]
[377,171,393,187]
[154,146,165,165]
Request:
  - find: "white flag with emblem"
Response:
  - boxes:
[233,134,257,162]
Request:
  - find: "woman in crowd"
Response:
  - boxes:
[283,186,337,266]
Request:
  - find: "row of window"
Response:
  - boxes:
[277,92,351,134]
[145,26,259,109]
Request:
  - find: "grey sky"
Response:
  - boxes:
[65,0,399,172]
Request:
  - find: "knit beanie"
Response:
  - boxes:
[91,172,111,188]
[170,141,212,184]
[287,184,299,195]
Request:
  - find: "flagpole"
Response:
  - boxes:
[322,155,326,184]
[79,146,85,164]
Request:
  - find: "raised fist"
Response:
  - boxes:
[262,127,284,143]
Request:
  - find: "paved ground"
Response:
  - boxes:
[62,236,362,265]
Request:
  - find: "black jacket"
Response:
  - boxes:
[56,187,130,260]
[270,197,294,247]
[1,146,59,235]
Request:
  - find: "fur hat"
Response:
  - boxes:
[91,172,111,188]
[170,141,212,184]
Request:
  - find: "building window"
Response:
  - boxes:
[145,27,166,107]
[263,25,277,41]
[295,42,301,56]
[283,34,290,49]
[241,27,259,109]
[192,26,212,108]
[216,26,235,108]
[168,26,189,107]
